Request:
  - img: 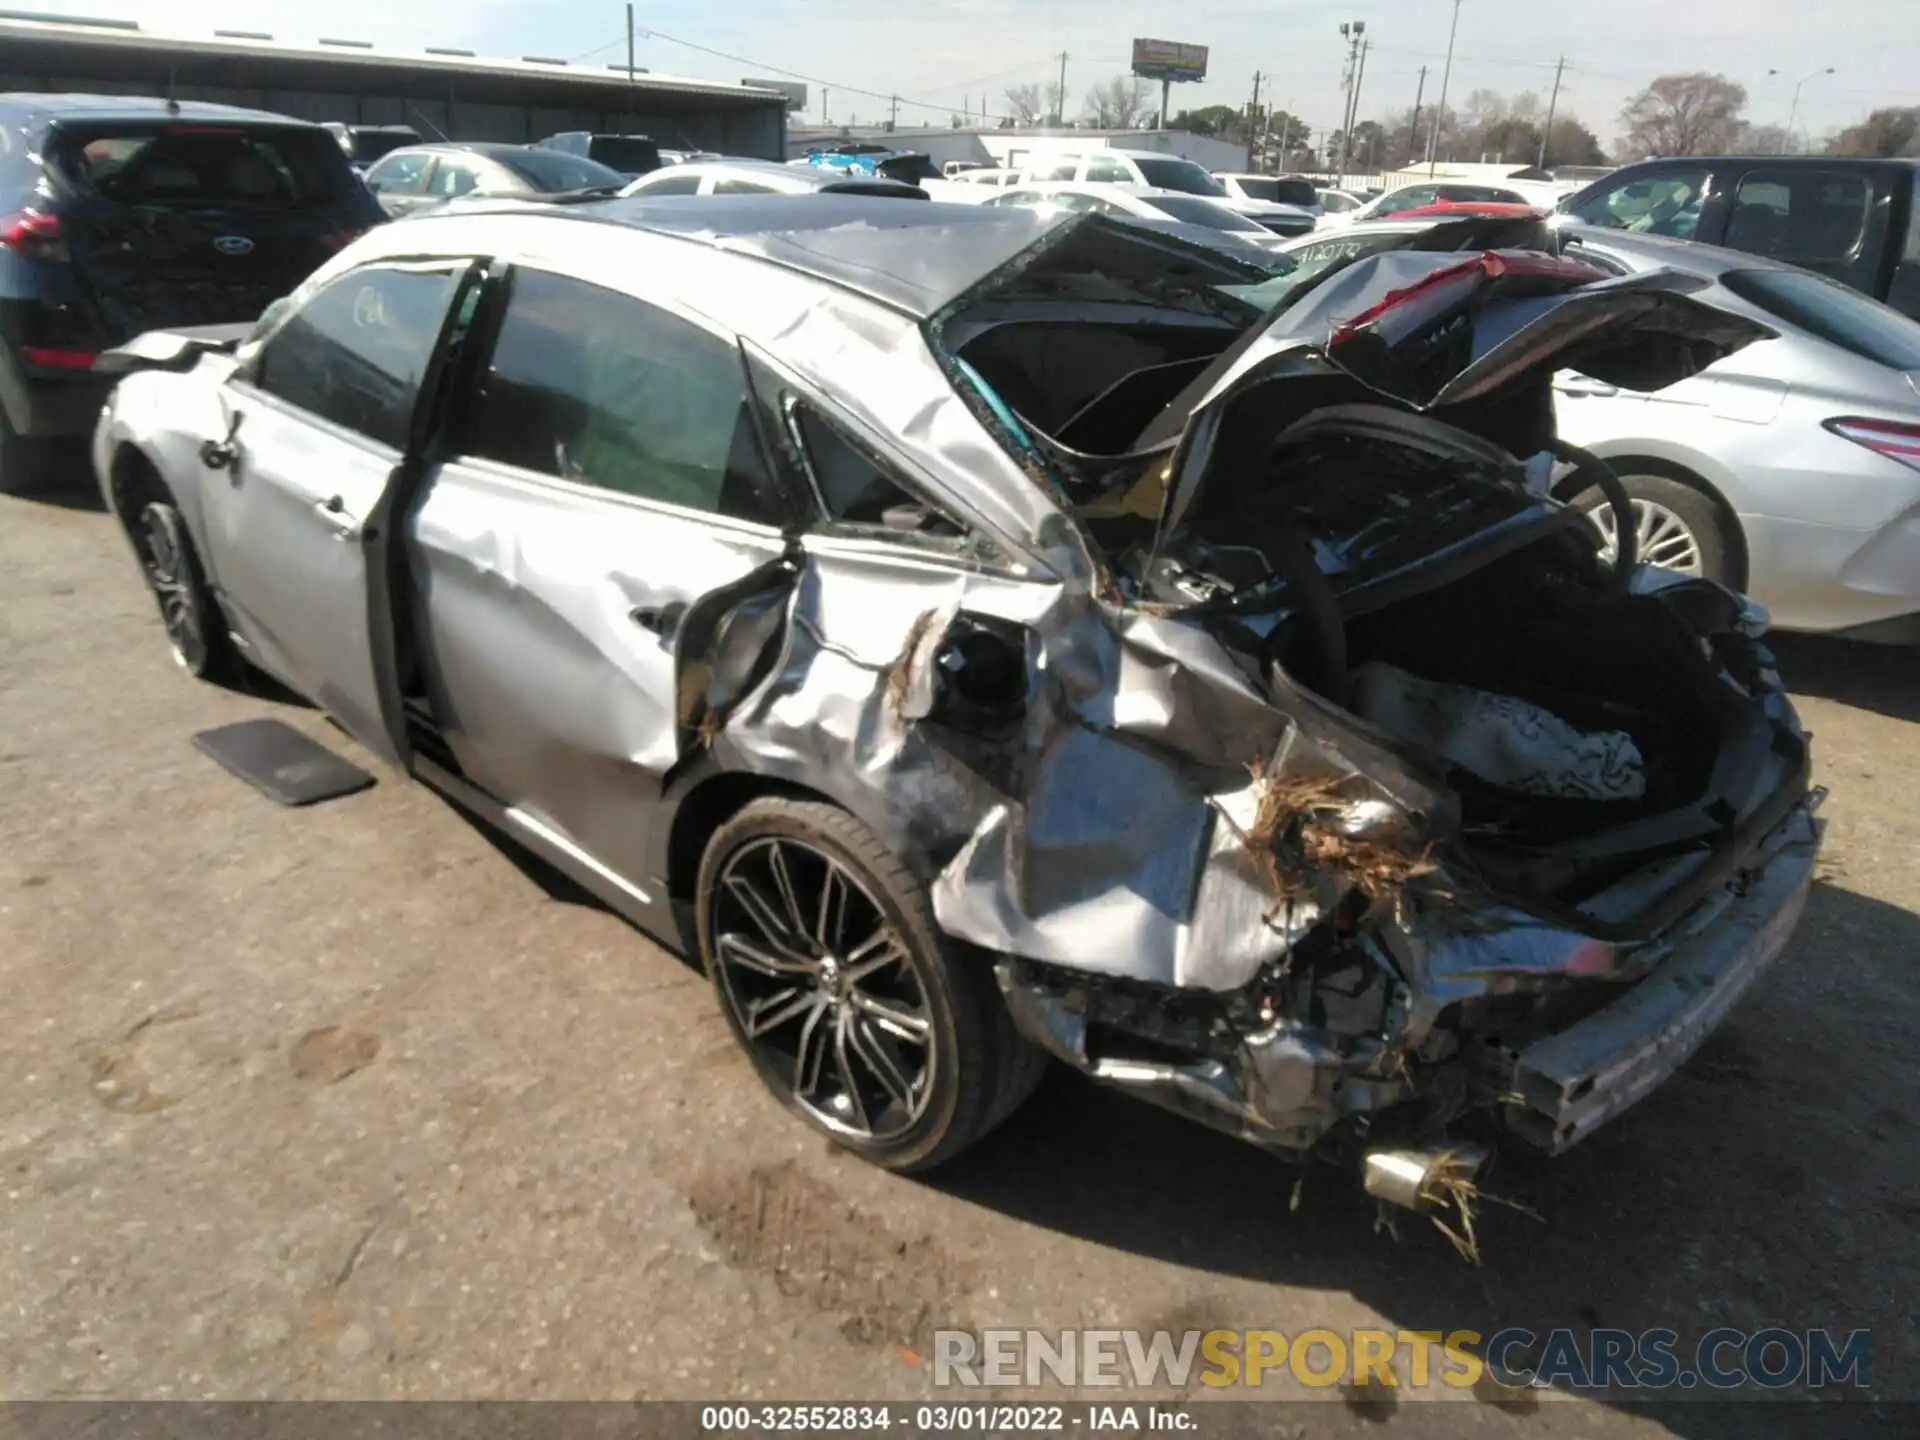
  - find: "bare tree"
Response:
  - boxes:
[1044,76,1069,126]
[1618,73,1747,157]
[1826,106,1920,157]
[1003,83,1042,126]
[1732,122,1804,155]
[1083,75,1150,129]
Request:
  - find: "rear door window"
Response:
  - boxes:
[55,124,353,206]
[1374,185,1437,216]
[1086,156,1133,183]
[1726,167,1878,290]
[365,151,431,196]
[464,268,788,525]
[427,158,482,199]
[251,264,464,448]
[632,171,702,195]
[714,177,776,194]
[1720,267,1920,370]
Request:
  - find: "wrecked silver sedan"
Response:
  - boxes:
[93,197,1821,1197]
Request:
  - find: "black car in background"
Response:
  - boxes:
[361,143,628,217]
[321,122,421,172]
[533,131,664,178]
[1558,156,1920,320]
[0,94,384,493]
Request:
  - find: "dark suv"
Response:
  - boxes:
[0,94,384,493]
[1557,156,1920,320]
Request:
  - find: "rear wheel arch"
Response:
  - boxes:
[106,443,178,536]
[1556,452,1749,590]
[666,768,946,906]
[665,771,822,903]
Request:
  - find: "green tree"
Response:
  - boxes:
[1172,104,1243,137]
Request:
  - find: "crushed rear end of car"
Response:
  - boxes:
[906,223,1821,1198]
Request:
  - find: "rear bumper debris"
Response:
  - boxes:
[1502,800,1822,1153]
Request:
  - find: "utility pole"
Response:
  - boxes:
[1427,0,1462,175]
[1334,21,1365,184]
[625,3,635,115]
[889,93,898,130]
[821,87,828,124]
[1537,56,1564,168]
[1407,65,1427,170]
[1350,36,1371,170]
[1247,70,1262,170]
[1056,51,1068,126]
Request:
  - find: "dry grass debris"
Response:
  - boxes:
[1244,759,1438,902]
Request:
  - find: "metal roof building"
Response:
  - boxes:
[0,11,789,157]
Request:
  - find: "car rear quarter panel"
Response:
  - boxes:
[95,364,233,568]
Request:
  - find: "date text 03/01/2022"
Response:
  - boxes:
[698,1405,1195,1432]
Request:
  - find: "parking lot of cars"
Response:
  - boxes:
[5,73,1920,1418]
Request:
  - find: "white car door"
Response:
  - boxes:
[199,260,476,760]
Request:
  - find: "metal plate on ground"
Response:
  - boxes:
[192,719,375,807]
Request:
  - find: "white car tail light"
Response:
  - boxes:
[1824,416,1920,473]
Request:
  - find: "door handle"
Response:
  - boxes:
[1555,375,1620,398]
[628,603,683,640]
[317,495,360,539]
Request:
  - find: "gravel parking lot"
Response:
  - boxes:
[3,477,1915,1434]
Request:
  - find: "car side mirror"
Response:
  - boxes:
[364,178,384,193]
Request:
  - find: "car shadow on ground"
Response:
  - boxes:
[1772,633,1920,725]
[11,454,105,512]
[927,879,1918,1430]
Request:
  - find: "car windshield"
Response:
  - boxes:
[586,137,661,173]
[1141,195,1264,233]
[498,150,626,192]
[1135,156,1228,196]
[54,124,354,206]
[1721,268,1920,371]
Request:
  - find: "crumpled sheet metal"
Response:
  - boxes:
[997,961,1408,1150]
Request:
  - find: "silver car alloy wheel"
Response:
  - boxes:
[138,505,207,671]
[710,836,936,1141]
[1587,492,1704,575]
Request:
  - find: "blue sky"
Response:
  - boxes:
[20,0,1919,147]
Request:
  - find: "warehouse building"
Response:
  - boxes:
[0,11,789,157]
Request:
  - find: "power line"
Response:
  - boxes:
[637,25,1022,122]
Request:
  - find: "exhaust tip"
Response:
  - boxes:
[1363,1143,1491,1212]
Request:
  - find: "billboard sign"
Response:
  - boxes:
[742,77,808,111]
[1130,38,1208,84]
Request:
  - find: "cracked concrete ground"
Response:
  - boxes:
[2,480,1916,1437]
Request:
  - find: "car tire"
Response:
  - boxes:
[132,499,236,681]
[1572,471,1735,585]
[697,796,1045,1172]
[0,405,52,497]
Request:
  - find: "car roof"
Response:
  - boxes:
[407,194,1064,316]
[651,160,920,192]
[1557,227,1797,279]
[401,142,542,160]
[1020,182,1209,200]
[1608,154,1920,171]
[0,92,323,128]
